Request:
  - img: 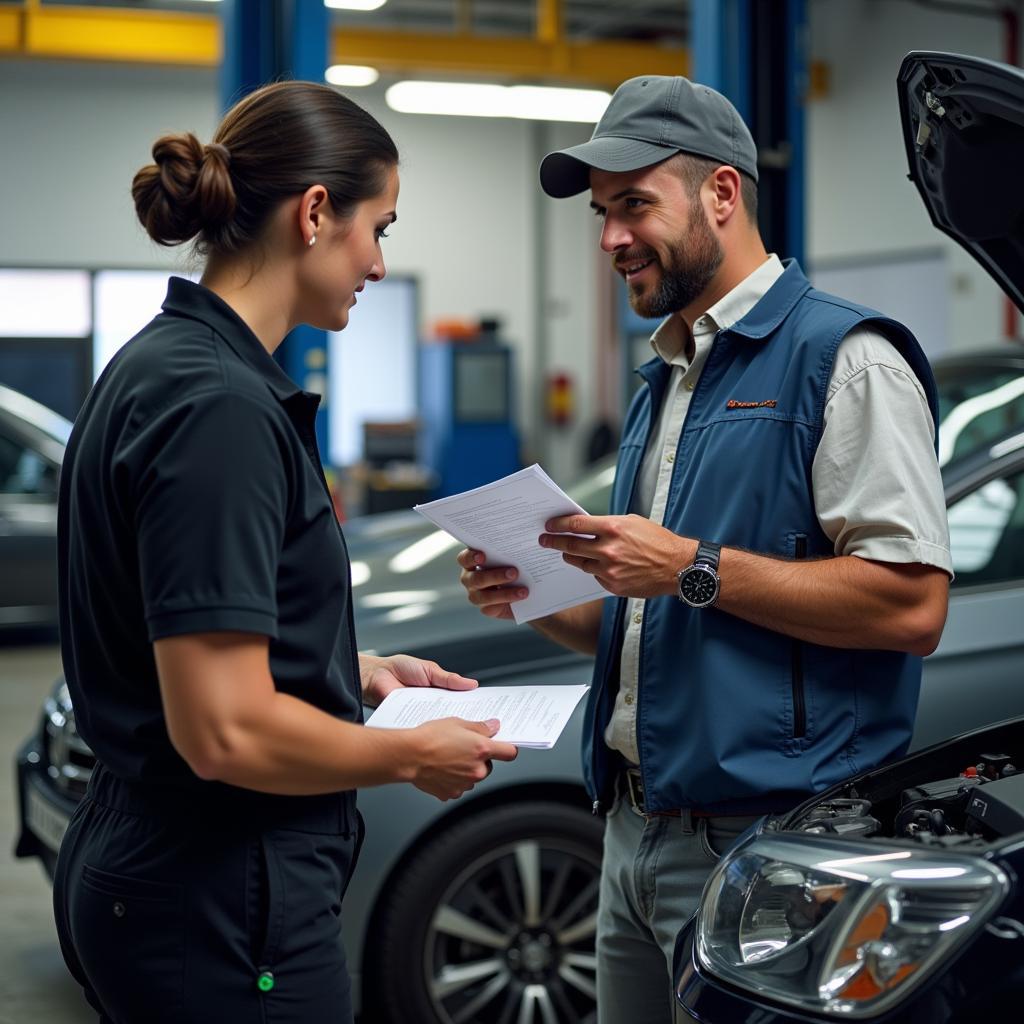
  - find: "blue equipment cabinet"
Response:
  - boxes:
[419,333,521,497]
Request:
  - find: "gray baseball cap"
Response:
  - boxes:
[539,75,758,198]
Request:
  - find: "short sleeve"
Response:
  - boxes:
[129,390,291,640]
[812,329,953,576]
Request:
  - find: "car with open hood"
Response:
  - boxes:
[673,49,1024,1024]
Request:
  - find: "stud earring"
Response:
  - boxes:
[308,235,317,247]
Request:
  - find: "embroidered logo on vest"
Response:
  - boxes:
[726,399,778,410]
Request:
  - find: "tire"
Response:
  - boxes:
[363,800,604,1024]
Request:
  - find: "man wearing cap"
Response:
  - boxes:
[457,76,951,1021]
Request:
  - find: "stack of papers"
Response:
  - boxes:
[414,464,607,624]
[364,684,590,749]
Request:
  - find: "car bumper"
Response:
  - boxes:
[14,737,76,877]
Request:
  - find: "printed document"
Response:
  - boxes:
[364,684,589,749]
[414,464,607,623]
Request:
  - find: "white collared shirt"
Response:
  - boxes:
[605,254,952,765]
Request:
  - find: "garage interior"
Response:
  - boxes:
[2,1,1023,1022]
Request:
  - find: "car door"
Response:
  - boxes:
[914,441,1024,749]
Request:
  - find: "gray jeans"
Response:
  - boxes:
[596,791,760,1024]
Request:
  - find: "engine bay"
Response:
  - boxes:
[783,721,1024,848]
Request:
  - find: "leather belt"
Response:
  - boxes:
[622,767,716,819]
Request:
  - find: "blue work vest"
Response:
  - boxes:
[586,260,940,815]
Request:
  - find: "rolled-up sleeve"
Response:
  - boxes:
[128,389,291,640]
[812,329,953,576]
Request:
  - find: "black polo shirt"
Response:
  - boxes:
[58,278,363,786]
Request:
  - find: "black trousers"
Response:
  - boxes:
[53,765,362,1024]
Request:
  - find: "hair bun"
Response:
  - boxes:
[131,132,236,247]
[196,140,236,231]
[203,142,231,168]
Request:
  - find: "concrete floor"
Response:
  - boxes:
[0,641,94,1024]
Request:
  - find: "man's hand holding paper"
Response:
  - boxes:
[539,512,695,599]
[415,465,607,624]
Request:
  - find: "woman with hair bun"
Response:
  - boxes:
[53,80,517,1024]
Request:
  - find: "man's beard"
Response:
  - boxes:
[623,205,724,319]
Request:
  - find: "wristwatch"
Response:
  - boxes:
[676,541,722,608]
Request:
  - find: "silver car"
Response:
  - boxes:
[0,384,70,631]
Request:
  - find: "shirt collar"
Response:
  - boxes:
[161,277,302,401]
[650,253,785,364]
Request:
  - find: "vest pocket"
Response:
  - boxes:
[791,534,807,739]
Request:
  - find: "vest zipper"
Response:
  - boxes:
[791,534,807,739]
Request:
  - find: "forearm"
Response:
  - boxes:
[528,598,604,655]
[648,535,948,654]
[185,690,421,795]
[714,547,948,654]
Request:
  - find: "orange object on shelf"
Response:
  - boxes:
[429,319,481,342]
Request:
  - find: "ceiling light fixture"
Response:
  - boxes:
[385,81,611,123]
[326,64,380,87]
[325,0,389,11]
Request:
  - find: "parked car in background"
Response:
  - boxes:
[0,384,69,632]
[673,48,1024,1024]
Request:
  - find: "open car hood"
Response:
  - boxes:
[898,51,1024,313]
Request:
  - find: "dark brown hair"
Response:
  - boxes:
[672,152,758,225]
[131,81,398,254]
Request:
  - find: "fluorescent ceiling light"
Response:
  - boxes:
[325,0,388,10]
[326,64,380,87]
[386,81,611,123]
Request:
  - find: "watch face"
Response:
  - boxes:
[679,565,719,607]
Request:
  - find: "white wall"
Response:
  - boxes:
[2,0,1021,482]
[0,59,599,475]
[807,0,1014,352]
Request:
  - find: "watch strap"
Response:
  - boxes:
[694,540,721,570]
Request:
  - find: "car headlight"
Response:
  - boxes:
[696,833,1008,1018]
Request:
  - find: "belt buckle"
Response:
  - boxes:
[624,768,647,817]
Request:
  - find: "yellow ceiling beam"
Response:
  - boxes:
[0,8,24,53]
[331,28,688,88]
[0,4,687,88]
[0,4,220,66]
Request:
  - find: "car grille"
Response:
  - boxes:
[43,699,94,799]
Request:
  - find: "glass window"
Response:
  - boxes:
[948,469,1024,588]
[0,269,91,338]
[328,277,418,466]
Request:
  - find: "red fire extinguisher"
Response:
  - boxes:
[546,372,574,426]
